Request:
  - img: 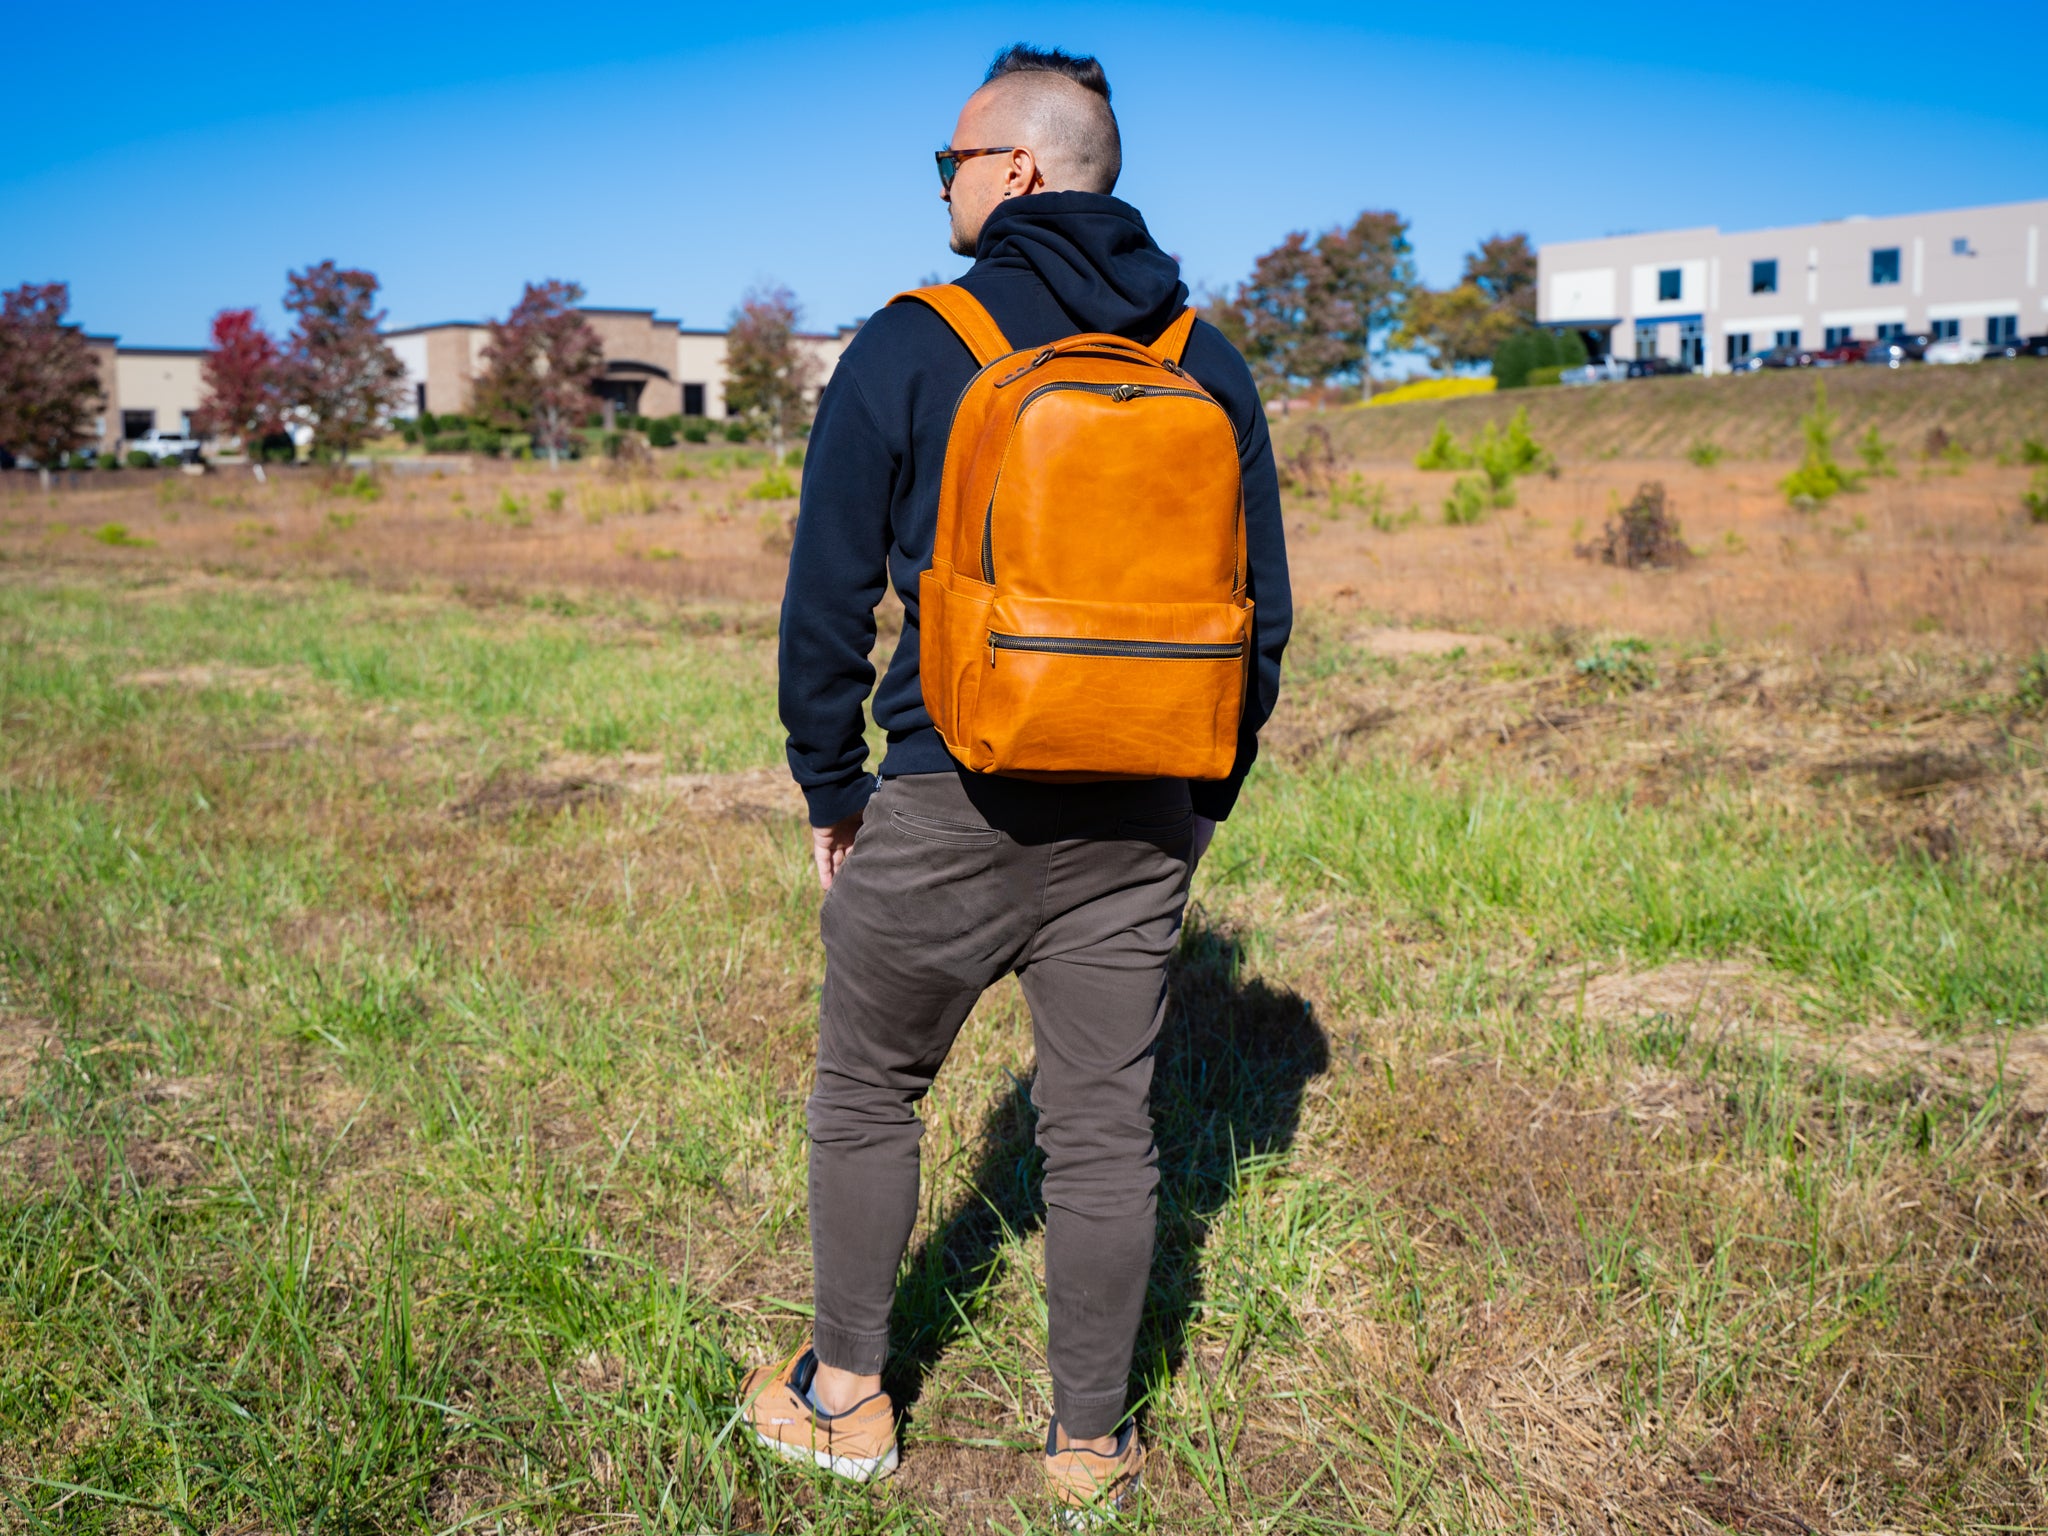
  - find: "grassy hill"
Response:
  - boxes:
[1292,357,2048,463]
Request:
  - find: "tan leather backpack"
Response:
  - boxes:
[893,284,1252,781]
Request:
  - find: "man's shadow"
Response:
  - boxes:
[882,911,1330,1424]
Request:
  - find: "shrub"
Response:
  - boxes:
[1576,481,1692,569]
[723,421,751,443]
[2023,467,2048,525]
[1857,426,1898,477]
[647,418,678,448]
[1493,327,1587,389]
[255,431,296,464]
[545,487,566,514]
[784,447,805,468]
[747,468,798,501]
[1781,378,1857,505]
[682,420,711,443]
[1365,376,1496,408]
[2021,437,2048,466]
[125,450,154,469]
[1415,419,1471,470]
[425,431,470,454]
[1686,439,1723,467]
[1442,474,1489,525]
[326,470,381,502]
[1524,365,1565,388]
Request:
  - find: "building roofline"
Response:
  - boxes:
[1542,194,2048,253]
[384,321,485,336]
[118,345,207,357]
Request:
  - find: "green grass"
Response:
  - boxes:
[2,573,2045,1532]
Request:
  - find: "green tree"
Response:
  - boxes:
[1398,282,1520,371]
[1462,233,1537,325]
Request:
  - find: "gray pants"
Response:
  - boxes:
[806,769,1194,1438]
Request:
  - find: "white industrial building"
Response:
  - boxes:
[1537,196,2048,373]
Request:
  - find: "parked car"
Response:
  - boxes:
[1982,333,2048,360]
[1561,358,1629,386]
[1924,336,1988,366]
[1729,344,1816,372]
[1861,334,1928,367]
[126,428,200,462]
[1811,338,1872,366]
[1626,357,1690,378]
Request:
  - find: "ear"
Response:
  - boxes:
[1002,147,1043,199]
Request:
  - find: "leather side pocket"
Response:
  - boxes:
[917,562,995,770]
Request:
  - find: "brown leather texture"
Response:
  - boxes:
[891,285,1251,782]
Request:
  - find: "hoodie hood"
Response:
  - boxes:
[973,192,1188,339]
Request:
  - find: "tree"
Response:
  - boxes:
[723,285,821,455]
[0,282,104,486]
[1463,233,1538,325]
[473,280,603,466]
[1398,283,1521,372]
[196,308,284,470]
[1210,210,1417,401]
[278,261,406,461]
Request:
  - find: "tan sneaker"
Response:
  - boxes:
[740,1343,899,1482]
[1044,1419,1143,1528]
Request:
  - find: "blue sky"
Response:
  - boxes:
[5,2,2045,346]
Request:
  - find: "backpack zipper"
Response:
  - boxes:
[981,381,1227,582]
[987,632,1245,665]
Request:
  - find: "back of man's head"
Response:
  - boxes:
[977,44,1121,195]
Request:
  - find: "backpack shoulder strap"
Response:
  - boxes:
[1146,307,1198,366]
[887,284,1012,367]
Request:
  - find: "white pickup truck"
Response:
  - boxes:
[128,428,201,462]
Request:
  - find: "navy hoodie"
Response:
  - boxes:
[777,191,1291,828]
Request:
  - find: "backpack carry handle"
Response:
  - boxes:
[891,284,1198,370]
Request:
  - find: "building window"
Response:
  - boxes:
[1726,332,1752,365]
[121,409,155,440]
[1679,319,1704,369]
[1988,315,2019,344]
[1871,247,1901,285]
[1656,268,1682,302]
[1774,329,1800,350]
[416,382,428,415]
[682,383,706,417]
[1635,321,1659,360]
[1750,259,1778,295]
[1930,319,1959,341]
[1951,236,1973,256]
[1825,326,1852,348]
[1876,322,1905,341]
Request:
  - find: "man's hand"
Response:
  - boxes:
[1190,814,1217,870]
[812,812,864,891]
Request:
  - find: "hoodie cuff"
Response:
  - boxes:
[803,773,876,829]
[1188,775,1243,823]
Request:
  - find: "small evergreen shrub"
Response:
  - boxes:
[2023,467,2048,525]
[1416,419,1471,470]
[682,420,711,443]
[1493,327,1588,389]
[648,418,678,448]
[1686,439,1723,467]
[126,450,154,469]
[723,421,752,443]
[1781,379,1858,505]
[1442,474,1489,525]
[1857,426,1897,477]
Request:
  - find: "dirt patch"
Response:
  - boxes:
[0,1012,57,1101]
[1352,627,1506,658]
[1556,959,2048,1112]
[541,757,804,821]
[447,773,621,821]
[119,663,309,691]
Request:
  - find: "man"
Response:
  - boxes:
[745,43,1291,1520]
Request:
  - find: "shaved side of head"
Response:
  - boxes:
[974,45,1121,194]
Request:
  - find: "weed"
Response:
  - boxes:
[497,490,531,526]
[1686,438,1724,467]
[783,447,805,468]
[2021,436,2048,466]
[2016,650,2048,714]
[1282,423,1338,494]
[91,522,153,548]
[747,468,798,501]
[326,509,360,531]
[1574,635,1657,691]
[1415,419,1471,470]
[1442,474,1490,525]
[545,487,566,514]
[1857,426,1898,477]
[2024,467,2048,525]
[329,470,383,502]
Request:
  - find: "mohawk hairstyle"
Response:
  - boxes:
[984,43,1113,103]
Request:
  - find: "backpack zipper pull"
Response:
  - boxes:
[987,633,996,666]
[1111,384,1145,402]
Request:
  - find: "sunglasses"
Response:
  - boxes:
[934,145,1017,191]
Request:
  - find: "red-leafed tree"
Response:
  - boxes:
[0,282,105,486]
[472,279,603,466]
[278,261,406,461]
[196,308,285,463]
[723,284,821,456]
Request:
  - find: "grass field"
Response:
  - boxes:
[2,420,2047,1533]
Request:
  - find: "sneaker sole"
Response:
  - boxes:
[751,1428,899,1483]
[1053,1474,1142,1529]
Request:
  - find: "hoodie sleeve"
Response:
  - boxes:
[1185,325,1292,823]
[778,365,895,828]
